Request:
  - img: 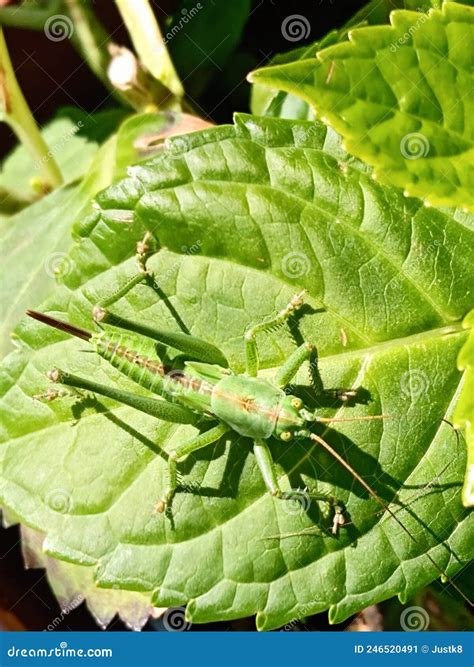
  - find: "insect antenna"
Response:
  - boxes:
[442,418,461,449]
[300,408,393,425]
[307,431,473,607]
[314,414,392,424]
[26,311,92,342]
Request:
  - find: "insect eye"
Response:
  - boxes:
[291,398,302,409]
[281,431,292,442]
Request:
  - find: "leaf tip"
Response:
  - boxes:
[328,604,339,625]
[185,598,197,624]
[255,611,268,631]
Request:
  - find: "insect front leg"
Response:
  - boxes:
[156,423,230,513]
[94,232,156,312]
[254,439,347,531]
[274,342,314,388]
[244,291,306,376]
[253,439,283,496]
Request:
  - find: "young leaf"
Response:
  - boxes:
[250,0,474,121]
[0,115,472,630]
[250,0,409,121]
[249,3,474,210]
[250,37,337,121]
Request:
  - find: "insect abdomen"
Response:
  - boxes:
[93,333,215,409]
[211,376,284,439]
[94,333,171,398]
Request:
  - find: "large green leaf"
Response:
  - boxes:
[250,0,402,121]
[250,0,474,121]
[19,522,165,631]
[0,115,472,630]
[249,3,474,210]
[454,309,474,507]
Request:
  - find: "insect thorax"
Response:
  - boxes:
[211,376,304,440]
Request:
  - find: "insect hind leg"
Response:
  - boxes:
[93,232,156,312]
[254,439,347,533]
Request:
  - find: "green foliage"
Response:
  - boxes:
[454,309,474,507]
[250,36,337,121]
[249,3,474,210]
[167,0,251,97]
[0,110,176,357]
[1,115,472,629]
[18,521,162,631]
[0,108,124,211]
[249,0,474,121]
[0,138,117,357]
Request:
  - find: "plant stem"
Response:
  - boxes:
[0,27,63,190]
[114,0,184,100]
[62,0,130,107]
[0,0,131,108]
[0,0,61,31]
[62,0,112,90]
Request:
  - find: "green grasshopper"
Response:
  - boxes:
[27,234,471,605]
